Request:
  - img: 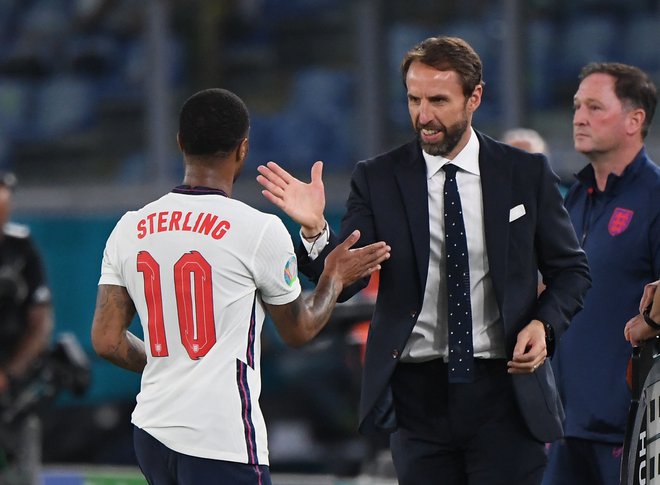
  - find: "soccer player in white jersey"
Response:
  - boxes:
[91,88,390,485]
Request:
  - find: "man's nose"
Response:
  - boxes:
[418,100,432,125]
[573,106,586,125]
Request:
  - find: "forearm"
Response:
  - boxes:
[299,272,344,341]
[271,273,343,347]
[97,330,147,373]
[91,284,145,373]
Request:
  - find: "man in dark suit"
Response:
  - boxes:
[257,36,591,485]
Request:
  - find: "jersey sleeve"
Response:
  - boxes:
[253,216,301,305]
[98,221,126,287]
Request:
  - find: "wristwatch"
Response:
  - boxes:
[643,305,660,330]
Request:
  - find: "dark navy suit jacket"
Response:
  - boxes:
[297,132,591,442]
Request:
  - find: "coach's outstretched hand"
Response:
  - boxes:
[257,161,327,237]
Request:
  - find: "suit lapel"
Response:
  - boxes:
[477,133,512,310]
[394,142,430,294]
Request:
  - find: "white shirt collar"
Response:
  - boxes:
[423,127,480,179]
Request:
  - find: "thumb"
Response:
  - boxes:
[624,320,632,342]
[512,333,529,359]
[311,161,324,184]
[339,230,360,250]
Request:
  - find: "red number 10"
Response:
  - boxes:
[137,250,217,360]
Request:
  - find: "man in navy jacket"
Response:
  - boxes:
[258,36,591,485]
[543,63,660,485]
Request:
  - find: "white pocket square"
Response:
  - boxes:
[509,204,526,222]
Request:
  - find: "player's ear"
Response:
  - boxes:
[176,133,183,152]
[237,137,249,162]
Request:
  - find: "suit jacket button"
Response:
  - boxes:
[392,349,399,359]
[410,310,417,318]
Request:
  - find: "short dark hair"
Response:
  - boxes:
[579,62,657,138]
[401,36,485,97]
[178,88,249,156]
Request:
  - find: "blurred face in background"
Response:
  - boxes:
[406,61,481,159]
[0,185,12,228]
[573,73,630,158]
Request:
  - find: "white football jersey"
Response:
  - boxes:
[98,188,301,465]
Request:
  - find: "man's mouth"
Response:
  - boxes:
[420,127,444,142]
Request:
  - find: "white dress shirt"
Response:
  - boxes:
[402,128,504,362]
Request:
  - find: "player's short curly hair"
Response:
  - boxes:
[178,88,249,156]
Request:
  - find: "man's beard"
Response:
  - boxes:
[417,118,469,157]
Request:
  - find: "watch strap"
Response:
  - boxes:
[643,305,660,330]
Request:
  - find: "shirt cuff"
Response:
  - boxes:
[300,227,329,260]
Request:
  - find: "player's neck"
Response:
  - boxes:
[182,165,233,197]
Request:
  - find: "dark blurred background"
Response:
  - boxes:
[1,0,659,479]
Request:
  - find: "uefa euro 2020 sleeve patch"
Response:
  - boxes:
[284,256,298,287]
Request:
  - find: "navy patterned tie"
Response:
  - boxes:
[443,163,474,383]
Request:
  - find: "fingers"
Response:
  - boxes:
[507,354,547,374]
[624,317,636,345]
[353,244,390,279]
[624,314,654,347]
[264,161,295,185]
[508,323,547,374]
[256,175,285,201]
[256,162,294,192]
[256,164,287,192]
[350,240,391,262]
[357,264,382,279]
[334,234,390,280]
[361,243,391,267]
[336,231,391,255]
[338,230,361,250]
[311,161,324,185]
[259,189,286,210]
[511,337,530,362]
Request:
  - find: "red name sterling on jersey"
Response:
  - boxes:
[137,210,231,240]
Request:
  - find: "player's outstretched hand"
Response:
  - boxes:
[257,161,326,234]
[323,230,390,288]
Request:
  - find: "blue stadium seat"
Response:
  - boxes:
[0,77,32,136]
[289,67,353,116]
[527,19,556,109]
[556,15,618,82]
[246,67,355,172]
[262,0,346,20]
[622,16,660,73]
[32,75,98,139]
